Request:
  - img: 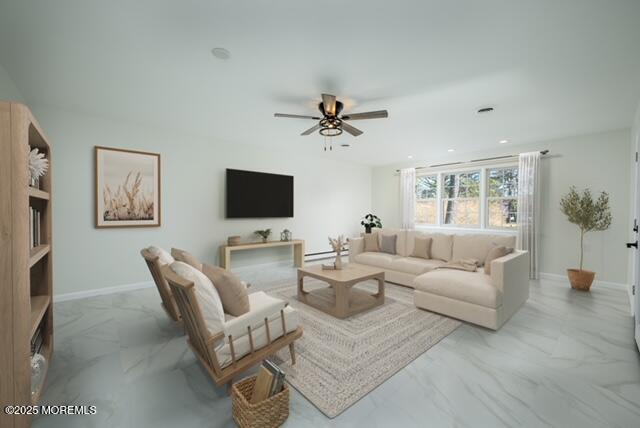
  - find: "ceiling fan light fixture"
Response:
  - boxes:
[320,127,342,137]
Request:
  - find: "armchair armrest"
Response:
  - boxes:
[349,237,364,262]
[223,292,287,340]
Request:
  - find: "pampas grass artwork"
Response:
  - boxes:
[95,147,161,227]
[102,171,155,221]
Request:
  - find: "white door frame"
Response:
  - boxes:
[633,136,640,351]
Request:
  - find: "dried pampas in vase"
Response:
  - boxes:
[28,148,49,188]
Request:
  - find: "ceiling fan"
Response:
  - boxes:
[274,94,388,143]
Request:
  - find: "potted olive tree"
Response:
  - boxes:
[360,214,382,234]
[559,187,612,291]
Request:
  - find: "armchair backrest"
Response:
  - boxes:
[140,248,181,323]
[160,265,224,376]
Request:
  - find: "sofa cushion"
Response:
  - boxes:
[170,261,225,334]
[411,236,432,259]
[380,234,397,254]
[426,233,453,261]
[363,233,380,252]
[391,257,444,275]
[484,246,514,274]
[354,252,401,269]
[378,229,408,256]
[413,270,501,308]
[452,234,516,265]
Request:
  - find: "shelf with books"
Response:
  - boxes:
[0,102,55,426]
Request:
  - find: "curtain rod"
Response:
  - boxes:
[395,150,549,173]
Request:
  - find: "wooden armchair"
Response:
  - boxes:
[140,248,182,324]
[160,265,303,389]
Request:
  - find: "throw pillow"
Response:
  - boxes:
[169,261,225,335]
[380,234,398,255]
[363,233,380,252]
[484,246,514,274]
[202,263,250,316]
[411,236,432,259]
[147,246,174,266]
[171,248,203,271]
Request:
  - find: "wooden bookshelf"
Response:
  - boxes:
[0,102,54,428]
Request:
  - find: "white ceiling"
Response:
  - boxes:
[1,0,639,165]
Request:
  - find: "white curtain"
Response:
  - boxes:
[517,152,541,279]
[400,168,416,229]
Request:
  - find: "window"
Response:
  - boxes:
[442,171,480,226]
[415,175,438,224]
[413,164,518,230]
[487,167,518,228]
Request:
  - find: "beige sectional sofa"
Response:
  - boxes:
[349,229,529,330]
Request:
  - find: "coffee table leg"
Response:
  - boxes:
[374,274,385,304]
[297,271,307,303]
[335,283,350,318]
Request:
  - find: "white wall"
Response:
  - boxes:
[372,129,632,285]
[28,107,371,296]
[0,63,23,102]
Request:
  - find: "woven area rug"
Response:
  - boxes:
[267,278,461,418]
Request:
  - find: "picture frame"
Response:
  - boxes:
[95,146,161,228]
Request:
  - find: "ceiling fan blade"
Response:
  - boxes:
[341,121,363,137]
[274,113,321,119]
[322,94,337,116]
[301,124,320,136]
[341,110,388,120]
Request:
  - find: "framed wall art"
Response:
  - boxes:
[95,146,161,228]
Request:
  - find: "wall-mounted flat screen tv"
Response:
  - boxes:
[226,169,294,218]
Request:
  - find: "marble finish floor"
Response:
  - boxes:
[35,264,640,428]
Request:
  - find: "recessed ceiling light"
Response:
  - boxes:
[477,107,494,114]
[448,149,455,152]
[499,139,509,144]
[407,155,413,159]
[211,47,231,60]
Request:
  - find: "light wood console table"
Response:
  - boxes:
[219,239,305,270]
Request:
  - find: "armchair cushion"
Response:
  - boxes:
[223,291,287,339]
[202,263,250,316]
[170,261,225,334]
[146,246,174,265]
[171,248,203,271]
[217,305,299,368]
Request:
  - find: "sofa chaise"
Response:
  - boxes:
[349,229,529,330]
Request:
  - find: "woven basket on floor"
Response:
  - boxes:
[232,375,289,428]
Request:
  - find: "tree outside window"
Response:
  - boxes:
[442,171,480,226]
[487,167,518,228]
[415,175,437,224]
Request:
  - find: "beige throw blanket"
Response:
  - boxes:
[436,258,480,272]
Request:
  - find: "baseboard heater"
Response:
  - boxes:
[305,248,349,262]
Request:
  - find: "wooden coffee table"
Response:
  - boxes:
[297,264,385,319]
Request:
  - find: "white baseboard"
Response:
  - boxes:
[54,281,154,303]
[539,272,628,290]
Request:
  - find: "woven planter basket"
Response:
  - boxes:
[232,375,289,428]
